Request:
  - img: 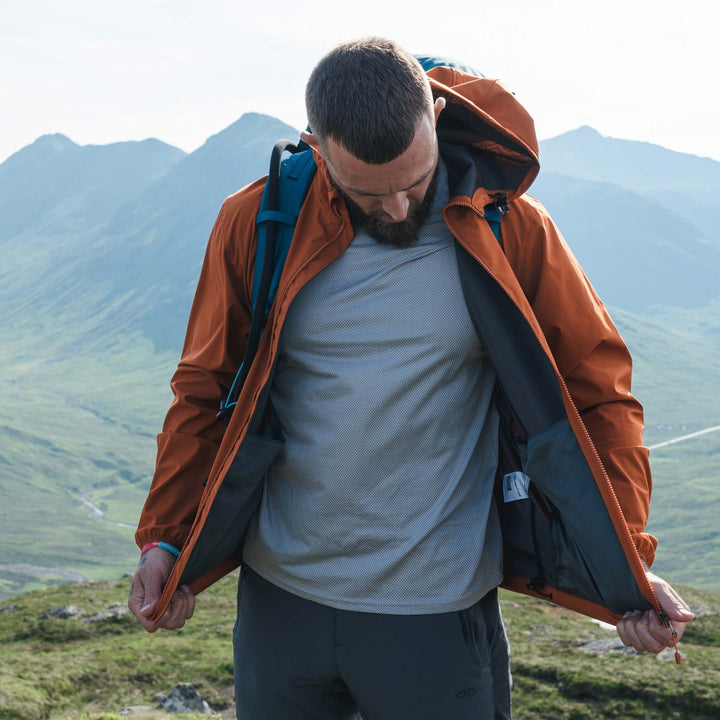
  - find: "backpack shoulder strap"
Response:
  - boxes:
[253,145,317,318]
[218,141,316,419]
[483,192,509,247]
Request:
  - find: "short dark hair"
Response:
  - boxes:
[305,38,434,164]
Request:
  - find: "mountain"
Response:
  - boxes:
[530,171,720,312]
[539,125,720,246]
[94,112,301,351]
[0,115,302,599]
[0,134,186,241]
[1,120,719,600]
[0,113,300,355]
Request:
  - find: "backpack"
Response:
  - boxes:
[218,57,507,419]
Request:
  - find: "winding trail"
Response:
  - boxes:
[80,493,135,529]
[648,424,720,450]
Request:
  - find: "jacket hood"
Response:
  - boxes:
[428,66,540,201]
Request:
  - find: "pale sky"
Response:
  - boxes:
[2,0,718,165]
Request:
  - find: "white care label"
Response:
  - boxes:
[502,471,531,503]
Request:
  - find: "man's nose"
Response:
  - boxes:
[380,193,410,222]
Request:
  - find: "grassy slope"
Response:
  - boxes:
[613,307,720,445]
[0,576,718,720]
[646,433,720,589]
[0,318,175,599]
[611,306,720,589]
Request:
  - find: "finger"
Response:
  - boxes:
[668,619,689,644]
[617,611,650,652]
[156,595,183,630]
[157,588,193,630]
[182,586,196,620]
[130,569,160,618]
[127,574,145,615]
[616,612,638,649]
[648,573,694,623]
[131,595,161,633]
[129,576,167,633]
[635,611,670,654]
[127,573,157,623]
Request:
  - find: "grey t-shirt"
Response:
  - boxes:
[242,159,503,613]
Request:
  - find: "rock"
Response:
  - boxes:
[499,600,522,609]
[84,602,130,622]
[37,605,84,620]
[579,638,636,655]
[528,624,556,634]
[0,604,16,614]
[156,683,215,714]
[118,706,154,716]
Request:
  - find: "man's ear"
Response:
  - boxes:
[433,96,446,124]
[300,130,320,152]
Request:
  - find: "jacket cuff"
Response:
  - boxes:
[632,531,658,568]
[135,525,189,554]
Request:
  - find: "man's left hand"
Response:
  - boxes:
[616,571,694,654]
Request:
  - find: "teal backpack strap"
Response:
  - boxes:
[253,146,317,318]
[483,193,509,246]
[414,54,485,78]
[218,140,316,419]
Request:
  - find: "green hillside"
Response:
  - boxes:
[613,306,720,445]
[0,575,718,720]
[0,320,174,599]
[647,432,720,589]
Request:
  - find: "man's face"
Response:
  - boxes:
[306,100,444,247]
[332,161,440,247]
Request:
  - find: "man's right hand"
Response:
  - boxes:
[127,548,196,632]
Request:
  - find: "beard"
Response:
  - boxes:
[332,163,440,248]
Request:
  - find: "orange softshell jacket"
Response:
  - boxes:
[137,66,662,625]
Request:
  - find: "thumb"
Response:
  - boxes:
[140,591,158,616]
[662,597,694,623]
[653,579,694,622]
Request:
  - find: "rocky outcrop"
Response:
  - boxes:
[156,683,215,714]
[84,602,130,622]
[37,605,84,620]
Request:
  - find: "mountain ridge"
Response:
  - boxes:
[0,134,186,242]
[540,125,720,246]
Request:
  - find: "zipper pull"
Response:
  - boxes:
[491,192,509,215]
[658,610,682,665]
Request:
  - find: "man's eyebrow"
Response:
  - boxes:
[346,162,435,197]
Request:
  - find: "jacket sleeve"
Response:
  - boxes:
[135,186,261,550]
[502,195,658,567]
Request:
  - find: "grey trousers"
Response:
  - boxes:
[233,567,512,719]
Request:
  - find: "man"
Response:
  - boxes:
[129,39,693,719]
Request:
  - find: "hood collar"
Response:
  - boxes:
[428,66,540,201]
